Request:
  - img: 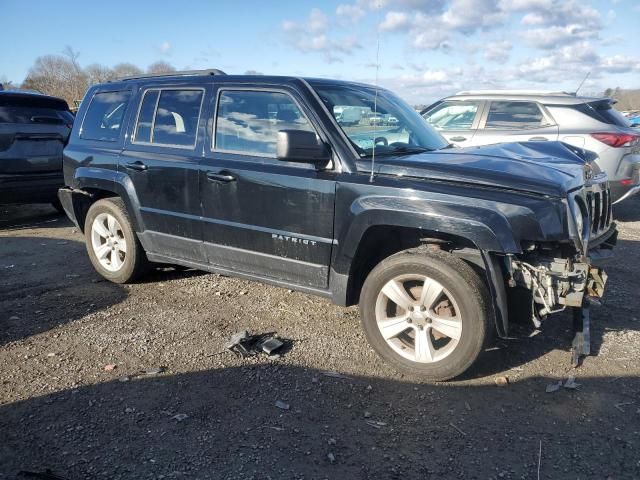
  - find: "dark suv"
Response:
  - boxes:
[0,90,73,209]
[59,70,616,380]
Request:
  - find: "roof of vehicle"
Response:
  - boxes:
[444,90,608,105]
[0,90,70,109]
[101,69,379,91]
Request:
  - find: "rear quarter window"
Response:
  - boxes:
[485,101,547,129]
[576,101,631,128]
[81,91,131,142]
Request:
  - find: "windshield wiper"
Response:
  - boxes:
[385,146,432,155]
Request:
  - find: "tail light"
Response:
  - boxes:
[591,132,640,148]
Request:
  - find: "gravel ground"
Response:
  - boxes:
[1,199,639,480]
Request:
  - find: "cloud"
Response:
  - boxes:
[157,41,171,56]
[336,3,365,22]
[308,8,329,32]
[282,8,361,63]
[521,24,599,49]
[518,0,601,29]
[484,40,512,63]
[513,42,640,84]
[599,55,640,74]
[379,11,409,31]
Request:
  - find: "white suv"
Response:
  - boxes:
[422,90,640,203]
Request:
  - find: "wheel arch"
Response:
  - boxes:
[330,211,513,337]
[67,168,144,233]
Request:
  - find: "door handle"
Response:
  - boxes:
[528,137,549,141]
[449,136,467,142]
[125,161,148,172]
[206,171,236,183]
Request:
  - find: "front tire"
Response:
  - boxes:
[359,248,490,381]
[84,198,148,283]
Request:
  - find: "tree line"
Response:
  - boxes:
[1,47,176,108]
[603,87,640,111]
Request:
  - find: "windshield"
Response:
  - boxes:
[312,83,449,156]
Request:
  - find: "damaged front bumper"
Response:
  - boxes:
[508,225,617,326]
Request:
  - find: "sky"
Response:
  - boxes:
[1,0,639,104]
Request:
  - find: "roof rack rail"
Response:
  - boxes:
[114,69,227,82]
[455,89,575,96]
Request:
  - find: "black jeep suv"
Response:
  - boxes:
[58,70,616,380]
[0,90,73,209]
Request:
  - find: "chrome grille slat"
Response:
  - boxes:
[584,175,612,241]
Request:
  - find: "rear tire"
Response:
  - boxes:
[359,248,491,381]
[84,198,148,283]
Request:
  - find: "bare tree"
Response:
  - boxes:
[19,51,178,104]
[85,63,116,84]
[602,87,640,111]
[147,61,176,74]
[112,63,143,79]
[22,54,88,104]
[0,76,15,90]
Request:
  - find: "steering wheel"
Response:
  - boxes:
[374,137,388,146]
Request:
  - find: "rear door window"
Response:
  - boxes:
[81,91,131,141]
[133,89,203,148]
[214,90,314,156]
[423,101,480,130]
[485,101,547,129]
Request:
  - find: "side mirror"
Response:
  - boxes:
[276,130,330,164]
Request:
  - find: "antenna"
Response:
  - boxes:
[574,71,590,95]
[369,3,381,183]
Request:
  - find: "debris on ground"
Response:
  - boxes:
[172,413,188,422]
[494,376,509,386]
[143,367,166,375]
[545,381,562,393]
[614,401,634,413]
[327,452,336,463]
[103,364,117,372]
[275,400,290,410]
[449,422,467,436]
[365,420,387,429]
[225,330,288,358]
[563,376,580,390]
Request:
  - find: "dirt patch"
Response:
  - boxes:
[1,201,639,479]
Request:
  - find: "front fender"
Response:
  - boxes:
[332,194,522,275]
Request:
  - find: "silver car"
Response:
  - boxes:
[421,90,640,203]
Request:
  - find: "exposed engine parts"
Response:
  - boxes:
[507,253,607,327]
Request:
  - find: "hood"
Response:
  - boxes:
[359,141,588,197]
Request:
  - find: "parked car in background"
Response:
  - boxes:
[627,114,640,127]
[333,105,362,126]
[0,90,73,210]
[422,91,640,203]
[59,70,614,381]
[369,113,384,126]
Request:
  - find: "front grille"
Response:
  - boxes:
[585,179,613,238]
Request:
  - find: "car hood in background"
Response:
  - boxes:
[359,141,589,197]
